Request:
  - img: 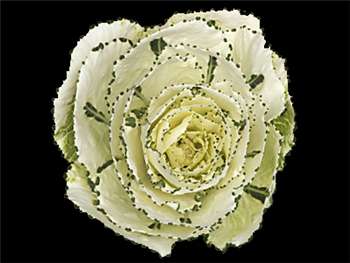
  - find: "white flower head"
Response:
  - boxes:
[54,9,295,256]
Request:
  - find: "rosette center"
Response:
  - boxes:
[147,90,230,186]
[166,130,207,170]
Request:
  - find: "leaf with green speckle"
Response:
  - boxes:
[247,74,264,89]
[150,38,167,56]
[83,102,109,125]
[131,107,147,119]
[125,116,136,128]
[245,150,261,158]
[206,56,218,84]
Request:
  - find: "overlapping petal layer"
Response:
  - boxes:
[54,9,295,256]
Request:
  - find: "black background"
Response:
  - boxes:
[2,1,350,263]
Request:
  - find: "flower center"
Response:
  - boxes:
[166,131,207,170]
[145,88,232,190]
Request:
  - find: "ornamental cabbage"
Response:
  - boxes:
[53,9,295,256]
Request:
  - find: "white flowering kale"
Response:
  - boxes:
[54,9,295,256]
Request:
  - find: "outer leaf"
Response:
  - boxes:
[230,28,285,121]
[272,53,295,170]
[96,165,199,239]
[54,20,144,162]
[273,96,295,170]
[207,126,281,249]
[66,162,175,257]
[165,10,261,34]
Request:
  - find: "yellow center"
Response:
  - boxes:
[146,92,231,189]
[166,131,207,170]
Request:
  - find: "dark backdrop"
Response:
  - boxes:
[2,1,349,263]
